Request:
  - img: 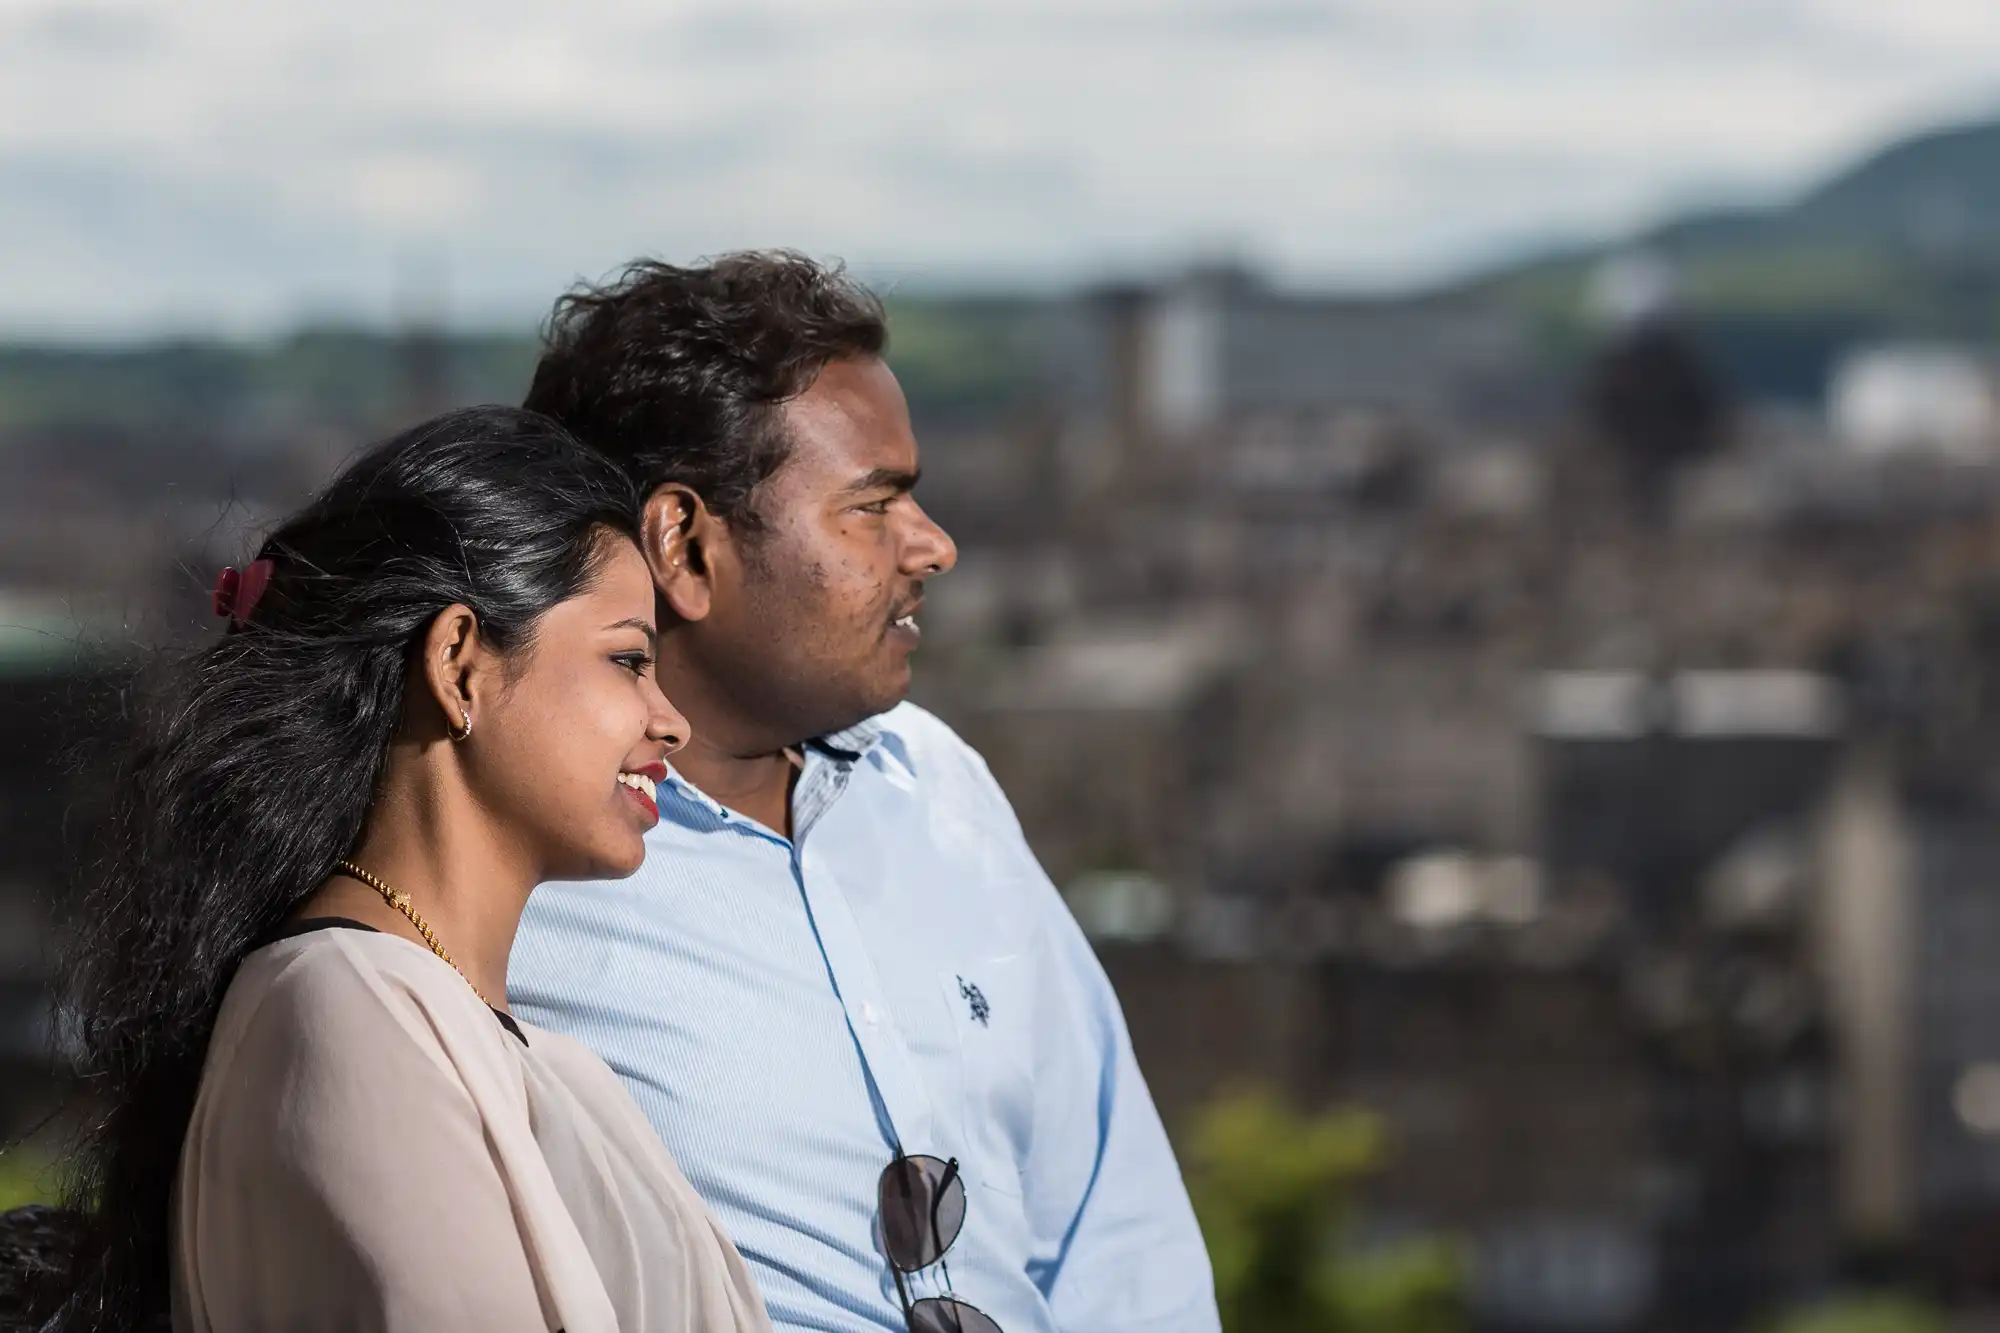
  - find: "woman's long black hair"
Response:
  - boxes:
[37,406,640,1331]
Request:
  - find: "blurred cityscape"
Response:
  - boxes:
[9,114,2000,1333]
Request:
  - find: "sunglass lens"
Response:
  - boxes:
[909,1297,1004,1333]
[878,1154,967,1272]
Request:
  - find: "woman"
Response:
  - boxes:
[41,407,772,1332]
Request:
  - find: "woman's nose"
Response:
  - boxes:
[649,686,690,754]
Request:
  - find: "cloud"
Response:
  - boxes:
[0,0,1996,334]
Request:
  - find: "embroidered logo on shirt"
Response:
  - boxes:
[957,975,990,1027]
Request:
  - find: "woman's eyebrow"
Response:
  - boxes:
[605,617,657,647]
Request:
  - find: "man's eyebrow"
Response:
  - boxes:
[606,617,657,647]
[844,467,921,495]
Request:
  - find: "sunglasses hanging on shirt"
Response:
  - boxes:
[878,1153,1004,1333]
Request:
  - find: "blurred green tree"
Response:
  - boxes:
[1186,1087,1464,1333]
[1767,1295,1942,1333]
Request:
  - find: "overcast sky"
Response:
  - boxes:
[2,0,1997,337]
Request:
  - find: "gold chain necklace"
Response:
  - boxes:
[334,859,494,1009]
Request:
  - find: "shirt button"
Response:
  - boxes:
[860,1001,881,1026]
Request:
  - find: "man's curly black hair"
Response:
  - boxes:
[524,250,888,532]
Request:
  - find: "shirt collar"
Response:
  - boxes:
[656,712,894,832]
[809,714,887,764]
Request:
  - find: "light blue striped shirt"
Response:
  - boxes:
[508,703,1217,1333]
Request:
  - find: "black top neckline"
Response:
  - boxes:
[260,916,527,1046]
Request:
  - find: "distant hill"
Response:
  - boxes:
[1639,120,2000,253]
[0,296,1035,438]
[1755,119,2000,249]
[1467,116,2000,400]
[0,330,539,438]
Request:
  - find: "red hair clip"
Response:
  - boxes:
[212,558,275,627]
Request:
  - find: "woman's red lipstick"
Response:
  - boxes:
[619,762,668,823]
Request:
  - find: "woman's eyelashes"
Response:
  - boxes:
[611,651,654,677]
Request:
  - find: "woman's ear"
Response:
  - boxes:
[420,604,485,742]
[643,485,718,623]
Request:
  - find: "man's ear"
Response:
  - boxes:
[419,604,488,742]
[643,484,721,623]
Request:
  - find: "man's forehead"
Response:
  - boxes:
[779,358,917,478]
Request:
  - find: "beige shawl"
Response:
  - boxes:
[172,925,772,1333]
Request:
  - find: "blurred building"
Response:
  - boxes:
[1830,344,2000,462]
[1035,265,1549,440]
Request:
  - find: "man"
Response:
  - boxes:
[510,252,1218,1333]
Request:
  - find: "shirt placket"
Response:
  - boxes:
[660,754,937,1156]
[793,843,937,1155]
